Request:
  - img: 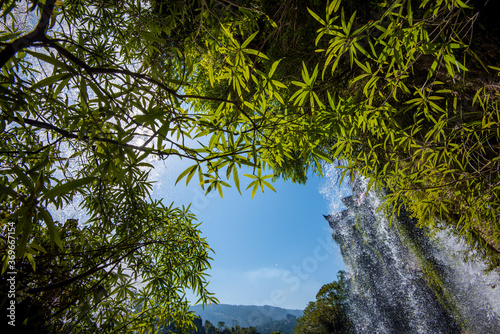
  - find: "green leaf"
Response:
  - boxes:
[232,165,241,195]
[454,0,472,8]
[248,183,256,198]
[269,59,282,78]
[345,11,356,35]
[291,81,307,88]
[307,7,326,25]
[217,182,223,198]
[0,31,20,42]
[134,107,165,124]
[42,177,95,201]
[11,166,34,191]
[354,57,370,73]
[26,50,68,69]
[138,30,165,44]
[25,252,36,272]
[0,184,18,198]
[243,49,269,60]
[40,208,63,249]
[313,148,332,164]
[333,141,346,158]
[31,73,75,90]
[241,31,259,48]
[261,180,276,192]
[328,0,341,13]
[29,242,47,254]
[301,62,311,84]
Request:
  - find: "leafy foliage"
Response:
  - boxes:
[196,319,259,334]
[0,0,324,332]
[302,0,500,268]
[2,204,212,333]
[2,0,500,331]
[202,0,500,269]
[294,271,354,334]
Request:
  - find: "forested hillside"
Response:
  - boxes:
[1,0,499,333]
[191,304,302,330]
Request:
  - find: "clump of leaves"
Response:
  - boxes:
[305,0,500,268]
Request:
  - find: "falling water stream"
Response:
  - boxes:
[321,167,500,333]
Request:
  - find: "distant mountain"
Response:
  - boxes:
[190,304,303,330]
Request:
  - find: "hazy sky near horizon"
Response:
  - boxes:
[151,158,351,310]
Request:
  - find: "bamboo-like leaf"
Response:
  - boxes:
[28,242,47,254]
[243,49,269,60]
[241,31,259,48]
[26,50,68,69]
[307,7,326,25]
[40,208,63,249]
[328,0,341,13]
[31,73,74,90]
[269,59,282,78]
[313,148,332,163]
[454,0,472,9]
[217,182,223,198]
[345,11,356,35]
[42,177,94,201]
[301,62,311,84]
[176,165,198,186]
[0,184,18,198]
[0,31,21,42]
[25,252,36,272]
[138,30,165,44]
[232,165,241,195]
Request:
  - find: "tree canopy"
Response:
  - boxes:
[191,0,500,268]
[301,0,500,267]
[0,0,326,332]
[2,0,500,332]
[294,271,353,334]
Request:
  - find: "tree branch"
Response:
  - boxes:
[0,136,64,156]
[20,117,253,162]
[0,0,56,68]
[42,38,239,106]
[26,246,139,294]
[21,117,174,155]
[35,37,266,138]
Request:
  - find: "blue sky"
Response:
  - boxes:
[151,159,351,310]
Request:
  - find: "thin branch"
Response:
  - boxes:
[26,246,139,294]
[0,0,56,68]
[22,117,179,158]
[0,136,64,156]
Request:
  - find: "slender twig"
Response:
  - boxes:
[0,0,56,68]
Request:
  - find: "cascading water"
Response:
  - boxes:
[321,166,500,333]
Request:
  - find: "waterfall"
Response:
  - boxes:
[322,170,500,333]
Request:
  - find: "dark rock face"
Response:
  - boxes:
[324,177,500,333]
